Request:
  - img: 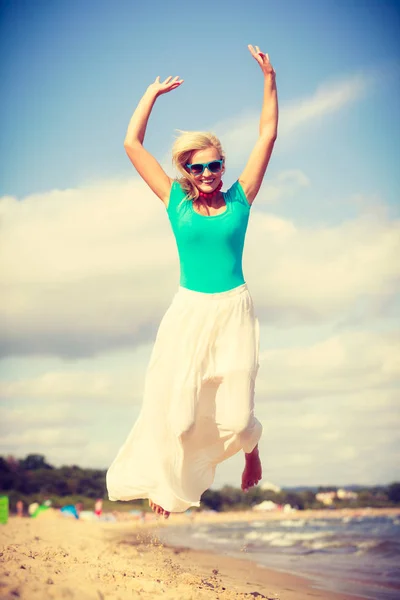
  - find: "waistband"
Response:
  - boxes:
[178,283,249,300]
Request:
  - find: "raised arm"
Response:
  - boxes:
[239,46,278,205]
[124,76,184,205]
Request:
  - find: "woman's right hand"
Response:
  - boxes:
[147,75,184,97]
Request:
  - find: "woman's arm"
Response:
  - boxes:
[239,46,278,205]
[124,76,184,205]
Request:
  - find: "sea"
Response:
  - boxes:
[159,513,400,600]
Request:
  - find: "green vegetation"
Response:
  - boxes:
[1,454,399,513]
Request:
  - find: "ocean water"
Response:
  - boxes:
[160,513,400,600]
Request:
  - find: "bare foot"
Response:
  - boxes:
[241,445,262,492]
[149,499,170,519]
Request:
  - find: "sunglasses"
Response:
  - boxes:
[185,159,224,176]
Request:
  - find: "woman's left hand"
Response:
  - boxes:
[248,45,275,77]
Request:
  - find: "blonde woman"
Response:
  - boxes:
[107,45,278,519]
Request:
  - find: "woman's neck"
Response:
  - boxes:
[196,181,223,207]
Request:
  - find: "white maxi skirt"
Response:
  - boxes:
[106,283,262,513]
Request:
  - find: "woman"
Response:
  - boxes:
[107,45,278,519]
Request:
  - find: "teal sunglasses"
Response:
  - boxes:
[185,159,224,176]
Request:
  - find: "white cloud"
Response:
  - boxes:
[1,173,398,359]
[246,209,400,324]
[279,73,369,135]
[257,330,400,400]
[319,431,342,442]
[0,428,88,448]
[0,403,88,428]
[278,453,315,467]
[2,330,397,413]
[216,72,372,167]
[0,179,179,358]
[0,368,145,406]
[0,372,111,400]
[296,414,329,430]
[254,169,310,206]
[249,387,400,486]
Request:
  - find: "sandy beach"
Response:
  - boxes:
[2,508,393,600]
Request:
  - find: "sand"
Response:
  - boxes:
[1,508,393,600]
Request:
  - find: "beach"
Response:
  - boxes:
[1,509,391,600]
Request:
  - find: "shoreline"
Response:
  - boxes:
[109,505,400,525]
[184,505,400,523]
[1,510,389,599]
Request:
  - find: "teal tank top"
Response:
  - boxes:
[166,180,251,293]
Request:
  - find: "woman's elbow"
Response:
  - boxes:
[269,131,278,143]
[259,128,277,144]
[123,141,143,159]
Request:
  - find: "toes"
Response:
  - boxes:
[149,500,170,518]
[242,479,258,492]
[150,500,163,515]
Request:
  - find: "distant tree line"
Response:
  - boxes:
[1,454,399,512]
[0,454,105,497]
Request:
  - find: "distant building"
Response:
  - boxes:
[316,489,359,505]
[337,488,358,500]
[316,491,336,505]
[260,481,281,494]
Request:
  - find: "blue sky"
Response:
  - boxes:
[1,0,399,490]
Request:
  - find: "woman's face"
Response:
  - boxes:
[187,146,225,195]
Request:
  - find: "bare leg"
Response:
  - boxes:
[241,444,262,492]
[149,499,170,519]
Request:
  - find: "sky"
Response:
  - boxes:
[1,0,399,491]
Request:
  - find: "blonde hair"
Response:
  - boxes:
[171,130,225,201]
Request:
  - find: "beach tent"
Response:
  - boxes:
[30,504,49,518]
[60,505,79,519]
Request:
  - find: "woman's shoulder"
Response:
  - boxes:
[166,179,189,214]
[225,180,251,208]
